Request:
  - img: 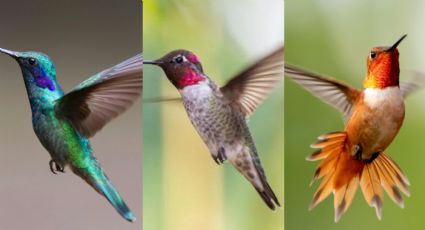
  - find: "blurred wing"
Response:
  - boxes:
[220,46,284,118]
[401,82,419,98]
[285,64,360,121]
[400,71,425,98]
[144,97,181,103]
[55,54,142,137]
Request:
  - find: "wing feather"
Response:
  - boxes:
[220,46,284,117]
[285,64,360,121]
[55,54,142,137]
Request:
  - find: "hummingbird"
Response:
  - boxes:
[143,47,284,210]
[0,48,142,222]
[285,35,421,222]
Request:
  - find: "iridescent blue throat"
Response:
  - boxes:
[32,66,55,91]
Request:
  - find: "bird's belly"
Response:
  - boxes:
[346,87,405,158]
[33,112,90,167]
[184,100,233,153]
[181,85,245,156]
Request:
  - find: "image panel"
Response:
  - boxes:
[0,1,142,229]
[285,0,425,229]
[143,1,284,229]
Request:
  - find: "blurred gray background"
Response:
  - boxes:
[0,1,141,229]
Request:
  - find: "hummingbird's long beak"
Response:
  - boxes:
[143,60,162,65]
[0,48,18,58]
[386,34,407,51]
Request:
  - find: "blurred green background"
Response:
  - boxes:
[286,0,425,229]
[143,0,283,229]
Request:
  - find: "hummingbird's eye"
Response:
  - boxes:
[370,52,377,60]
[175,56,184,64]
[174,55,187,64]
[28,58,37,66]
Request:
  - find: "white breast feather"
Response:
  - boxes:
[180,80,212,102]
[363,87,403,109]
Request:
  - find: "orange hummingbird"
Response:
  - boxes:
[285,34,421,222]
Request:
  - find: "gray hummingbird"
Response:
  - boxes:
[144,47,284,209]
[0,48,142,221]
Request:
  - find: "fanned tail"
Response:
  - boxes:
[72,163,135,222]
[308,132,409,222]
[361,152,410,217]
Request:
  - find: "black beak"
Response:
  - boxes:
[386,34,407,51]
[0,48,18,58]
[143,60,162,65]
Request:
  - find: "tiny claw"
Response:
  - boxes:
[212,147,227,165]
[366,152,380,163]
[49,160,64,174]
[49,160,56,174]
[213,156,220,164]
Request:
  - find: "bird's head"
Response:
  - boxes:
[0,48,57,91]
[144,49,206,89]
[363,34,406,89]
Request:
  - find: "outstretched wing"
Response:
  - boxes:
[220,46,284,118]
[285,64,360,121]
[55,54,142,137]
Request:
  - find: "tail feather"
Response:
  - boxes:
[376,163,404,208]
[308,132,346,161]
[334,177,359,222]
[308,132,409,222]
[310,148,339,183]
[360,163,384,219]
[373,153,410,207]
[309,132,346,208]
[380,154,410,192]
[309,171,335,210]
[254,180,281,210]
[72,165,135,222]
[229,149,280,210]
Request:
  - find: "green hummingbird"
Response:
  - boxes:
[0,48,142,222]
[144,47,283,209]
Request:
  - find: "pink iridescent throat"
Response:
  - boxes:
[177,70,205,88]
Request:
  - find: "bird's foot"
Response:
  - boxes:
[49,160,65,174]
[353,145,363,161]
[366,152,380,163]
[213,147,227,164]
